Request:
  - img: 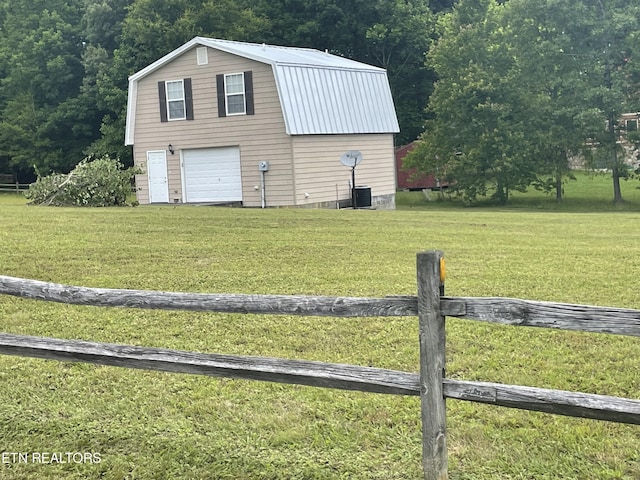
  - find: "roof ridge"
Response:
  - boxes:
[195,36,322,53]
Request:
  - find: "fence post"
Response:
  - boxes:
[417,250,447,480]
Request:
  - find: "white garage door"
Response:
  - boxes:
[182,147,242,203]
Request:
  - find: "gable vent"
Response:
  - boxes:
[196,47,208,65]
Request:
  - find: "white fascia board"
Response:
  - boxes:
[124,79,137,145]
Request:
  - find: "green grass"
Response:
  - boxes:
[397,170,640,211]
[0,190,639,479]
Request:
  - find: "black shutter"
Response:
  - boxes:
[216,74,226,117]
[244,71,254,115]
[184,78,194,120]
[158,81,168,122]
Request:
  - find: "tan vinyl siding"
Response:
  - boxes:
[132,47,294,206]
[135,160,149,205]
[291,134,396,207]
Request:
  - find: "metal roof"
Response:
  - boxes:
[195,37,385,71]
[275,64,398,135]
[126,37,399,144]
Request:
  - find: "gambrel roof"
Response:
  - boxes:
[125,37,399,144]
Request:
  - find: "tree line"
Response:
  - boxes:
[0,0,638,204]
[0,0,453,181]
[405,0,640,203]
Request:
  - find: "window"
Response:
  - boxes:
[225,73,246,115]
[158,78,193,122]
[166,80,186,120]
[216,71,254,117]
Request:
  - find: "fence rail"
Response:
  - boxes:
[0,251,639,480]
[3,275,638,335]
[0,182,29,193]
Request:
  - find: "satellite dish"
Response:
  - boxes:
[340,150,362,168]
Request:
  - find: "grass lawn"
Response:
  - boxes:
[397,170,640,211]
[0,183,639,479]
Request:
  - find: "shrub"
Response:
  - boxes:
[24,156,141,207]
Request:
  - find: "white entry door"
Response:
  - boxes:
[182,147,242,203]
[147,151,169,203]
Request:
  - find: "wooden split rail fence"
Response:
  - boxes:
[0,250,639,479]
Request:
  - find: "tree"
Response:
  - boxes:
[407,0,537,204]
[502,0,595,202]
[0,0,89,176]
[579,0,640,203]
[82,0,132,53]
[364,0,436,144]
[407,0,640,204]
[0,0,133,179]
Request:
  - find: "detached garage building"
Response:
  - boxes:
[125,37,400,208]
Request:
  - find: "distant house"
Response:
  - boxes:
[621,113,639,133]
[579,112,640,169]
[125,37,400,208]
[620,113,640,167]
[395,142,448,190]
